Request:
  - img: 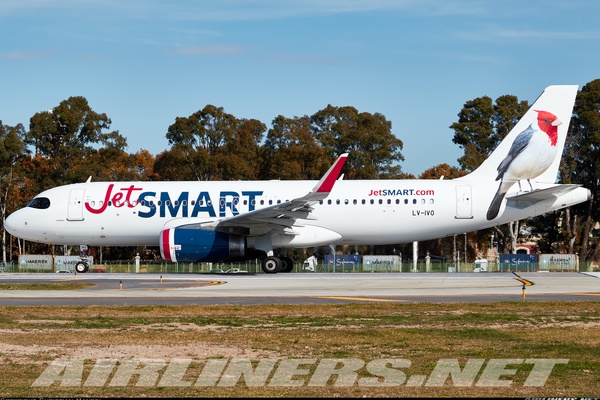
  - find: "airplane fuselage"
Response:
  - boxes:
[5,178,588,248]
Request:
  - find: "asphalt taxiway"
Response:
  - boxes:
[0,272,599,305]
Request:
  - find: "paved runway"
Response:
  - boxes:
[0,271,599,305]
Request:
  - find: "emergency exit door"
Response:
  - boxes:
[455,185,473,219]
[67,189,85,221]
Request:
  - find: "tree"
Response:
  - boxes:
[261,115,328,180]
[26,96,128,185]
[561,79,600,262]
[311,105,404,179]
[418,163,467,180]
[0,121,27,264]
[153,148,197,181]
[216,118,265,180]
[451,95,528,172]
[166,105,265,181]
[88,148,157,182]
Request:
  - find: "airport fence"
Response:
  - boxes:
[2,260,598,274]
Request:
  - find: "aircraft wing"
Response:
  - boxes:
[506,184,582,209]
[189,153,347,236]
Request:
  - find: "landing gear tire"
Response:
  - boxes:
[75,261,89,273]
[262,256,281,274]
[280,256,294,273]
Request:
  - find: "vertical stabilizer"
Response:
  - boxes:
[466,85,578,183]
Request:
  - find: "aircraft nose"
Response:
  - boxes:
[5,209,26,237]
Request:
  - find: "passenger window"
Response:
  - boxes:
[27,197,51,209]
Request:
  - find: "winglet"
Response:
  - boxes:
[313,153,348,193]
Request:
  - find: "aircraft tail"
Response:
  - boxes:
[466,85,579,183]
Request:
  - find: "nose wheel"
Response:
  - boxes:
[75,260,89,273]
[75,245,90,273]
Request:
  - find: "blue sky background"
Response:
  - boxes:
[1,0,599,177]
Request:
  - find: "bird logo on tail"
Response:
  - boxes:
[486,110,562,220]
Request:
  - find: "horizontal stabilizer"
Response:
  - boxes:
[506,184,582,209]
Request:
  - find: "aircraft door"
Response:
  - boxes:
[67,189,85,221]
[455,185,473,219]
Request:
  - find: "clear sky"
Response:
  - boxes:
[1,0,599,177]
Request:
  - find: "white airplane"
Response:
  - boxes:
[5,85,590,273]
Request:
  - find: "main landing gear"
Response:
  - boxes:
[261,255,294,274]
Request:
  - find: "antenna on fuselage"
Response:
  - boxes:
[86,176,92,183]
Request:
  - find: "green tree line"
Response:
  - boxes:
[1,79,598,264]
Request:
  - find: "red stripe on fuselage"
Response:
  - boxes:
[161,229,172,262]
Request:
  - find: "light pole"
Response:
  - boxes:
[464,232,467,270]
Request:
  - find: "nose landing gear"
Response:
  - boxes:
[75,245,90,273]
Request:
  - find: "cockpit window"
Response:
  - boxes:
[27,197,51,209]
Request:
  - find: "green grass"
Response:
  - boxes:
[0,301,598,398]
[0,282,96,290]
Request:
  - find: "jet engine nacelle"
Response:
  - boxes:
[159,227,247,263]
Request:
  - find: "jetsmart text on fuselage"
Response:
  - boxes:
[84,184,263,218]
[368,189,435,196]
